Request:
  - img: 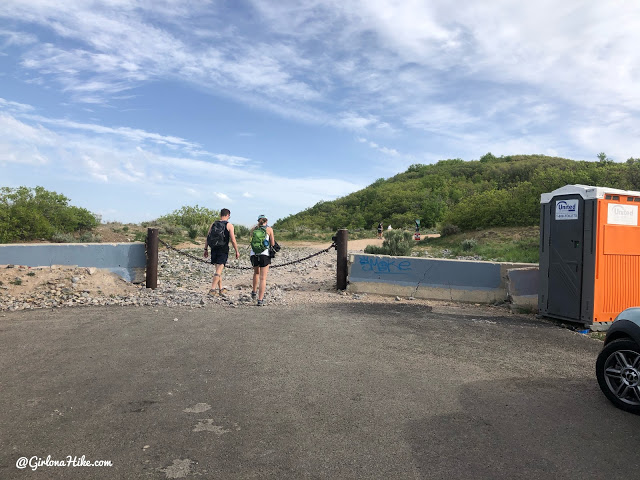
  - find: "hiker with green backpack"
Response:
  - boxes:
[249,215,275,306]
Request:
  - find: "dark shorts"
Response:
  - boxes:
[250,255,271,268]
[210,246,229,266]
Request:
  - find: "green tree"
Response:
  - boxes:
[156,205,219,234]
[597,152,614,165]
[0,186,98,243]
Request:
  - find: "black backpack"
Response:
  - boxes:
[207,220,227,248]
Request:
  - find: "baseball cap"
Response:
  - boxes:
[258,214,267,220]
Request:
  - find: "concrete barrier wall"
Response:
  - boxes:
[0,243,146,283]
[506,267,539,311]
[348,253,537,304]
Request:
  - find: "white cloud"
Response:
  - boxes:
[215,192,231,202]
[2,0,639,204]
[357,137,399,157]
[0,28,37,48]
[0,97,34,113]
[336,112,380,131]
[4,0,637,143]
[212,154,251,166]
[23,113,200,150]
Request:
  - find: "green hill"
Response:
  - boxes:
[274,153,640,233]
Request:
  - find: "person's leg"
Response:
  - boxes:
[216,264,225,292]
[211,264,224,290]
[258,265,270,301]
[252,266,259,297]
[210,270,219,290]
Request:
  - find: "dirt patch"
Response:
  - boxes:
[280,235,439,252]
[0,264,139,299]
[95,223,146,243]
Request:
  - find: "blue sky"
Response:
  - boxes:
[1,1,639,226]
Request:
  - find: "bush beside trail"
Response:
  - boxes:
[154,205,219,240]
[364,230,414,256]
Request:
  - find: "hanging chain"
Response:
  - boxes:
[157,238,335,270]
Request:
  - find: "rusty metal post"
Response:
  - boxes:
[336,229,348,290]
[146,228,158,289]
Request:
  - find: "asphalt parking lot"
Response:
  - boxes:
[1,303,639,479]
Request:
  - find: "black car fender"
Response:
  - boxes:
[604,308,640,346]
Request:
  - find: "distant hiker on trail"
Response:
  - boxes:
[377,222,383,239]
[250,215,275,306]
[204,208,239,296]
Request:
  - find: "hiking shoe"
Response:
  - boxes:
[208,289,219,296]
[257,299,264,307]
[219,288,228,296]
[251,291,257,300]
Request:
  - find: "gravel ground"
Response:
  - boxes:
[0,246,416,311]
[1,243,516,317]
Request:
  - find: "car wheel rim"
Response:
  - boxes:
[604,349,640,406]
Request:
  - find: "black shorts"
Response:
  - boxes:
[250,255,271,268]
[210,247,229,265]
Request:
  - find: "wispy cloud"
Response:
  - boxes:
[3,0,639,148]
[0,100,362,222]
[357,137,399,157]
[0,97,34,113]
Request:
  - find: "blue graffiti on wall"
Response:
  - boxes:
[359,256,412,274]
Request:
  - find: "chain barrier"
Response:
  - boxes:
[158,239,336,270]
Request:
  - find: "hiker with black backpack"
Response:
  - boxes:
[249,215,275,306]
[204,208,239,296]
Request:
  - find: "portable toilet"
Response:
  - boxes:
[538,184,640,329]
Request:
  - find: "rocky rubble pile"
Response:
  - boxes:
[0,246,342,312]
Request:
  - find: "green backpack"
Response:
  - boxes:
[250,226,269,253]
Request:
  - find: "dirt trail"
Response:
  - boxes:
[283,234,439,252]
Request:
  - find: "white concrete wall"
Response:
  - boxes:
[0,243,146,283]
[348,253,537,304]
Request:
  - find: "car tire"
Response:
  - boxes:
[596,338,640,414]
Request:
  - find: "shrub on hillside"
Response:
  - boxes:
[440,224,460,237]
[461,238,478,251]
[78,232,102,243]
[157,223,182,236]
[51,232,75,243]
[442,182,539,231]
[156,205,219,231]
[364,230,414,256]
[234,224,250,239]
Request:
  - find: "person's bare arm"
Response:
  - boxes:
[203,223,213,258]
[267,226,275,246]
[228,223,240,259]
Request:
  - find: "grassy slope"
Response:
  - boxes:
[415,226,540,263]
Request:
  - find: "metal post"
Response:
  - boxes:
[146,228,158,289]
[336,229,348,290]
